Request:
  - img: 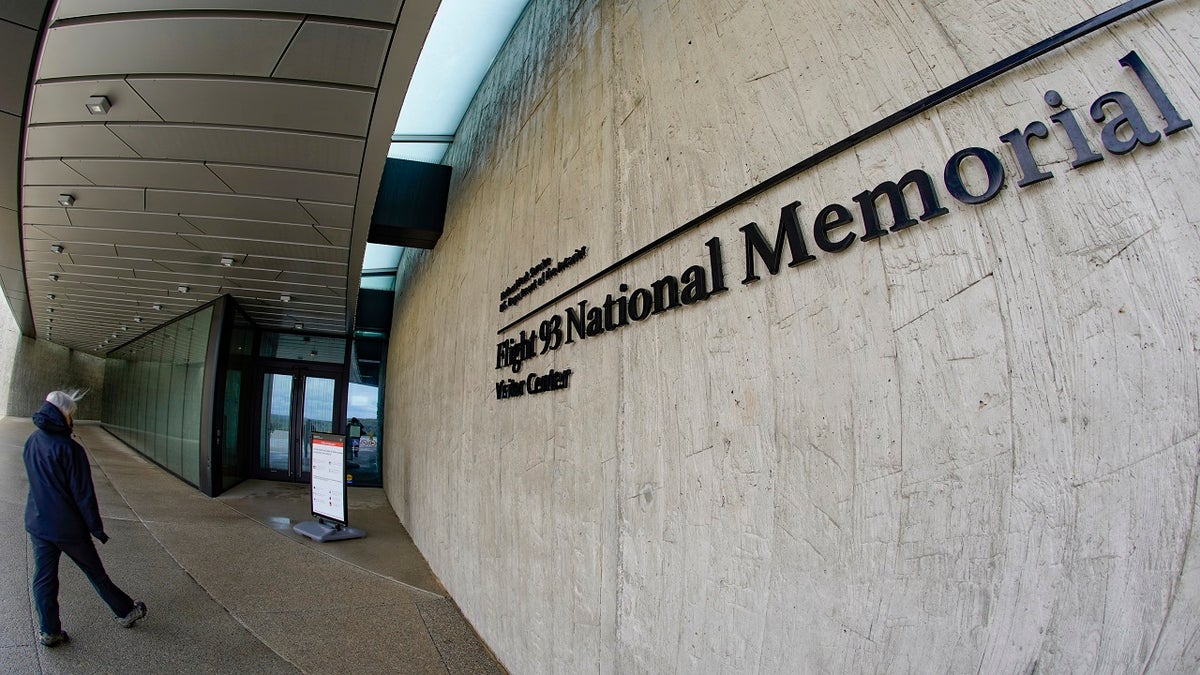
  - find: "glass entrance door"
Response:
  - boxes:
[257,366,342,482]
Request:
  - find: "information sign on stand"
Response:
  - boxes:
[293,432,366,542]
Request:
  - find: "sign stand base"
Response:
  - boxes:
[293,518,366,542]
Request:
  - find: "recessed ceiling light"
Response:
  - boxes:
[46,293,55,300]
[177,285,190,293]
[133,316,142,323]
[121,325,128,331]
[280,294,291,303]
[50,244,64,254]
[85,95,110,115]
[309,350,317,357]
[294,323,304,330]
[46,308,53,313]
[152,304,162,311]
[48,274,59,281]
[219,256,235,267]
[57,194,74,207]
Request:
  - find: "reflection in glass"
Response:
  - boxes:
[302,377,336,476]
[346,338,385,487]
[100,306,214,488]
[262,373,293,474]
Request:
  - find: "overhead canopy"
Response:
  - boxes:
[1,0,441,353]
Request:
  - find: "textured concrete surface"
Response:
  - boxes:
[0,300,105,419]
[384,0,1200,672]
[0,418,503,674]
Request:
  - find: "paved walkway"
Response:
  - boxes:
[0,417,504,674]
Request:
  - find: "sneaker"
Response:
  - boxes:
[116,601,147,628]
[37,630,69,647]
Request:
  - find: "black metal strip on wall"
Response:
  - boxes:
[498,0,1165,335]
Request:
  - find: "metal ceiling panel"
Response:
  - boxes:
[24,159,93,186]
[64,209,198,234]
[248,273,344,292]
[298,200,353,228]
[228,276,343,296]
[0,112,18,209]
[64,159,230,192]
[24,186,144,211]
[273,20,391,88]
[127,78,374,137]
[23,260,65,275]
[0,19,37,116]
[25,125,140,159]
[29,79,162,124]
[129,268,227,285]
[317,226,352,247]
[157,260,280,281]
[51,0,401,24]
[177,234,346,263]
[24,241,116,258]
[180,215,329,245]
[145,189,314,224]
[22,206,71,226]
[36,17,301,80]
[207,163,358,204]
[1,1,50,29]
[273,264,349,281]
[11,0,424,350]
[52,266,144,282]
[115,244,232,266]
[66,254,169,272]
[33,225,199,249]
[108,124,365,174]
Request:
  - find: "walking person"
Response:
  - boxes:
[24,390,147,647]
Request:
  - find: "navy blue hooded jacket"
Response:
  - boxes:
[24,401,108,543]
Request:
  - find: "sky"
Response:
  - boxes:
[268,376,379,423]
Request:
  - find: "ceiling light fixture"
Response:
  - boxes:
[177,285,189,293]
[133,316,142,323]
[57,194,74,207]
[46,294,55,300]
[48,274,59,281]
[280,295,291,303]
[46,308,53,313]
[121,325,128,331]
[85,95,110,115]
[219,256,235,267]
[152,304,162,311]
[50,244,64,254]
[294,323,304,330]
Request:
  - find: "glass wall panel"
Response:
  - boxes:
[181,321,203,486]
[259,332,345,363]
[346,338,385,487]
[101,304,215,489]
[167,314,189,474]
[219,310,255,492]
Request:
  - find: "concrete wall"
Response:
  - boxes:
[0,297,18,416]
[0,298,104,420]
[384,0,1200,672]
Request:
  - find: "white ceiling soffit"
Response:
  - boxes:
[8,0,441,355]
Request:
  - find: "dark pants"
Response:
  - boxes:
[30,535,135,634]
